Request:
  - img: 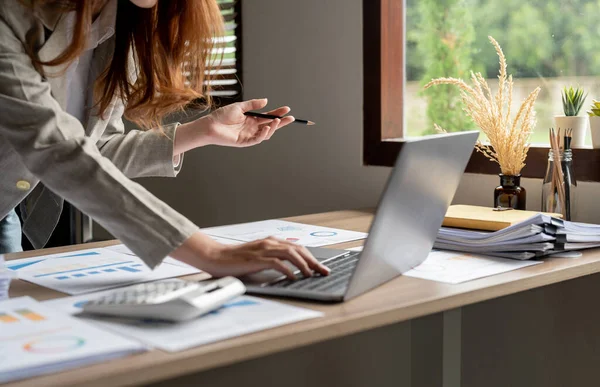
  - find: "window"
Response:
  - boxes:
[364,0,600,181]
[208,0,243,104]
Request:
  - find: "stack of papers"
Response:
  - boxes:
[6,248,201,295]
[44,293,323,352]
[0,297,145,384]
[435,214,600,260]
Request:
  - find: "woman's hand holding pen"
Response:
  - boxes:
[169,99,327,279]
[170,232,330,280]
[174,99,295,154]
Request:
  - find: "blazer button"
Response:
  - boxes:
[16,180,31,191]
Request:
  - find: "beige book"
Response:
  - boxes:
[443,205,563,231]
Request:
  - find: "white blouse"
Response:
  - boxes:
[63,0,180,166]
[64,0,116,123]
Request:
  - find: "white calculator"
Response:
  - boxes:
[82,277,246,322]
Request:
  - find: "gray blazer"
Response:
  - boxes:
[0,0,199,266]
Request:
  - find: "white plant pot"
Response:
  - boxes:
[589,116,600,149]
[554,116,588,148]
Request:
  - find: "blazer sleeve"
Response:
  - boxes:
[0,19,199,267]
[96,99,185,179]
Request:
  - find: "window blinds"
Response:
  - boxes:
[208,0,241,100]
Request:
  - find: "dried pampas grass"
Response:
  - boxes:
[424,36,541,176]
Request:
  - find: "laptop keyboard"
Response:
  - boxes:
[269,251,360,293]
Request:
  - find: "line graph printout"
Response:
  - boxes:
[0,297,144,384]
[7,248,200,295]
[202,220,368,247]
[45,293,322,352]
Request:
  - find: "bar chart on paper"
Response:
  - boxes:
[7,248,201,295]
[105,237,242,259]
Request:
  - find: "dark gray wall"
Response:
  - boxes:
[95,0,600,240]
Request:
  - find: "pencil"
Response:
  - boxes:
[244,111,315,126]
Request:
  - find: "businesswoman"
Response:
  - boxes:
[0,0,329,279]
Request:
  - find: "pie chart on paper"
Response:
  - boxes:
[310,231,338,237]
[23,336,86,354]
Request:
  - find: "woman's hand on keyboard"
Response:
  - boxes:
[171,233,330,280]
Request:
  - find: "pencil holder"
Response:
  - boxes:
[541,149,577,220]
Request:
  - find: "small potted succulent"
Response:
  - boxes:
[588,100,600,148]
[555,86,588,148]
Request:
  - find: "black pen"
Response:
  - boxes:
[244,111,315,126]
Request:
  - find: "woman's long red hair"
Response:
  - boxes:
[31,0,224,129]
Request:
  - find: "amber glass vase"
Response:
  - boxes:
[493,174,526,210]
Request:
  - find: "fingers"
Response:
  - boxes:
[274,240,330,276]
[213,237,332,280]
[264,116,293,140]
[265,126,277,140]
[273,116,294,135]
[239,98,268,112]
[265,118,281,140]
[248,124,271,145]
[253,106,291,124]
[271,246,312,278]
[264,258,296,280]
[265,106,291,116]
[252,118,279,142]
[254,237,329,278]
[279,116,295,126]
[294,245,331,276]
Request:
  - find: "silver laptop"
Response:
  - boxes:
[243,131,479,302]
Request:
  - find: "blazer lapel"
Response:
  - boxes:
[23,6,73,248]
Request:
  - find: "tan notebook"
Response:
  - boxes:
[443,205,563,231]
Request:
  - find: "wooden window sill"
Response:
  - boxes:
[364,140,600,182]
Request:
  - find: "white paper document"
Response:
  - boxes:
[45,293,323,352]
[6,248,201,295]
[345,247,542,284]
[404,250,542,284]
[104,244,204,270]
[103,244,137,256]
[0,297,145,384]
[105,237,242,258]
[202,220,367,247]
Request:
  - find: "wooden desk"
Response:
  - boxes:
[7,209,600,387]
